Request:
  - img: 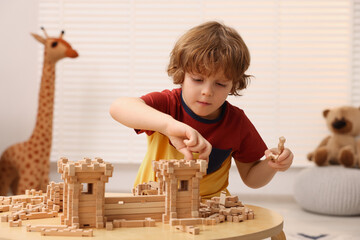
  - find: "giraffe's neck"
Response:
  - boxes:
[29,57,56,147]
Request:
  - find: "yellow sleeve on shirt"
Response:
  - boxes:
[134,132,232,199]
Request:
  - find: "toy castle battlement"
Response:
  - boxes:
[57,157,114,228]
[153,159,207,223]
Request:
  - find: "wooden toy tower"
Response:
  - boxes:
[153,159,207,223]
[58,157,113,228]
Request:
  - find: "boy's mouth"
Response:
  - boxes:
[197,101,211,106]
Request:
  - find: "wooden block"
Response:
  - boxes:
[26,224,69,232]
[93,163,100,170]
[105,207,164,215]
[105,201,165,210]
[105,170,112,177]
[278,136,286,154]
[170,219,180,226]
[186,225,200,235]
[145,218,155,227]
[9,219,22,227]
[53,205,60,212]
[192,188,199,197]
[191,211,199,218]
[175,225,200,235]
[105,195,165,204]
[41,228,93,237]
[227,201,242,208]
[227,196,239,203]
[113,219,121,228]
[78,206,96,213]
[96,222,104,228]
[1,215,8,222]
[72,216,79,224]
[229,207,243,215]
[68,164,76,177]
[106,222,113,230]
[176,208,192,215]
[175,169,197,176]
[198,160,207,173]
[23,211,58,220]
[121,219,145,228]
[202,218,216,225]
[105,213,163,222]
[176,218,203,226]
[170,212,177,218]
[219,191,226,206]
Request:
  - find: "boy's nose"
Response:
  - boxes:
[201,84,213,96]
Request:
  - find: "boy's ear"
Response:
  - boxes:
[31,33,46,44]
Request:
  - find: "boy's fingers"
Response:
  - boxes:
[178,147,194,160]
[278,151,293,163]
[198,144,212,162]
[264,149,272,156]
[268,158,287,169]
[265,148,279,157]
[184,138,196,147]
[267,159,277,168]
[184,128,199,147]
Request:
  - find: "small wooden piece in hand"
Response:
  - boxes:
[269,137,286,162]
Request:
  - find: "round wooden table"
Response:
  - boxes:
[0,204,285,240]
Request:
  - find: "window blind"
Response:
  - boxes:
[38,0,353,166]
[353,0,360,105]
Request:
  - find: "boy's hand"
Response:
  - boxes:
[265,148,293,171]
[166,122,212,161]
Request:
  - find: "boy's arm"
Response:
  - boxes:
[109,97,212,160]
[235,148,293,189]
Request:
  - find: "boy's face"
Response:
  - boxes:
[182,71,233,120]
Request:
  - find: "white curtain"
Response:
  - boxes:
[38,0,353,166]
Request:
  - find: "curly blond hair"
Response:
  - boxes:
[167,21,251,95]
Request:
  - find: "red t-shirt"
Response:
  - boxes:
[137,88,267,174]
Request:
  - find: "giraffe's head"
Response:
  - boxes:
[31,27,79,63]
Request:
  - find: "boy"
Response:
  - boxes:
[110,21,293,199]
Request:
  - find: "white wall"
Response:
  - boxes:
[0,0,39,154]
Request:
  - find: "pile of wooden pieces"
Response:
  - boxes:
[0,184,93,236]
[200,191,254,223]
[46,181,64,212]
[0,196,12,212]
[132,181,159,196]
[0,189,59,228]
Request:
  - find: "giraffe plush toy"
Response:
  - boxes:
[0,27,78,195]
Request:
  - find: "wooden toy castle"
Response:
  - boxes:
[57,157,113,229]
[153,159,207,222]
[0,157,254,236]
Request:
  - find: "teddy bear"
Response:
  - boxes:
[307,106,360,168]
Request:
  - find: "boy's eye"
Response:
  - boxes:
[216,83,227,87]
[192,78,203,82]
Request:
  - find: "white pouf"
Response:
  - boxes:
[294,166,360,216]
